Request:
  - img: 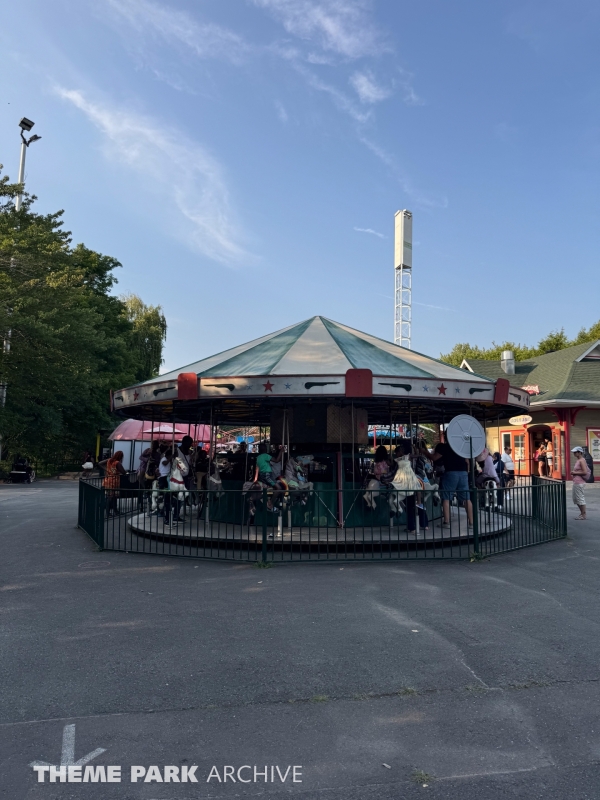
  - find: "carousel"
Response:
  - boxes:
[109,316,531,553]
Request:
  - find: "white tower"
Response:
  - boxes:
[394,209,412,348]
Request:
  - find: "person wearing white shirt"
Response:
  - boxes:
[501,447,515,491]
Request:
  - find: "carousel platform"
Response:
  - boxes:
[124,505,511,548]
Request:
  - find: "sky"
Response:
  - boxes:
[1,0,599,374]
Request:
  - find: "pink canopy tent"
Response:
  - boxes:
[109,419,211,443]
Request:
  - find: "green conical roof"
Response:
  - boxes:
[148,316,489,383]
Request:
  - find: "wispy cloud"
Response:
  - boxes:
[414,302,456,312]
[354,226,385,238]
[292,60,371,122]
[350,70,391,104]
[251,0,386,59]
[396,68,423,106]
[56,88,251,265]
[359,135,448,210]
[275,100,289,123]
[105,0,250,63]
[101,0,435,210]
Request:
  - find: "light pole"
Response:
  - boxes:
[15,117,41,212]
[0,118,42,450]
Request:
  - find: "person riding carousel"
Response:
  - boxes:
[283,453,313,504]
[255,442,284,512]
[363,445,394,510]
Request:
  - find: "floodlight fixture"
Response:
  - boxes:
[15,117,42,212]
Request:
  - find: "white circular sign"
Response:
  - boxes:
[446,414,486,459]
[509,415,532,426]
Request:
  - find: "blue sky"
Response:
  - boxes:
[1,0,599,373]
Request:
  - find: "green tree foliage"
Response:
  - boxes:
[122,294,167,382]
[441,325,600,366]
[0,167,166,468]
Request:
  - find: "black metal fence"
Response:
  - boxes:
[77,475,566,563]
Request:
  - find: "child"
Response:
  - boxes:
[255,442,283,511]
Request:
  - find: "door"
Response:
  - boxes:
[500,430,528,475]
[513,433,527,475]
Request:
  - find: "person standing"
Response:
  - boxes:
[475,448,500,488]
[501,446,515,497]
[158,447,174,524]
[571,446,591,520]
[544,438,554,476]
[536,442,547,476]
[391,459,428,533]
[194,445,209,490]
[81,450,95,478]
[432,439,473,528]
[583,447,595,484]
[137,440,160,511]
[98,451,125,517]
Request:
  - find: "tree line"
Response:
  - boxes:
[440,324,600,367]
[0,167,166,471]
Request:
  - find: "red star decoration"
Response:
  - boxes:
[133,390,139,401]
[263,380,274,392]
[437,384,447,395]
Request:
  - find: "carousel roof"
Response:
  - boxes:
[112,316,530,421]
[146,316,488,383]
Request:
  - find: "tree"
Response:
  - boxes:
[121,294,167,382]
[0,166,167,469]
[441,325,600,366]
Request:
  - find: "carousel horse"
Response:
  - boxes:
[242,475,290,524]
[283,456,314,505]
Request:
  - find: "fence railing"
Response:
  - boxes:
[77,477,566,563]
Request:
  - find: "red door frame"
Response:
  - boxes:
[499,423,564,477]
[528,424,558,478]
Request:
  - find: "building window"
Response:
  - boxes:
[514,434,525,468]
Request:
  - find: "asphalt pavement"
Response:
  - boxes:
[2,480,600,799]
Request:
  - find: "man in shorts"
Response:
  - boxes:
[432,439,473,528]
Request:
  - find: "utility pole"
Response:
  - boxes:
[0,118,42,459]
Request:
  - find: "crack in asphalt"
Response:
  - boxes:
[2,674,599,728]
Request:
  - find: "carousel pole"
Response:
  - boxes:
[351,402,355,486]
[206,403,214,524]
[285,410,292,532]
[338,401,344,528]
